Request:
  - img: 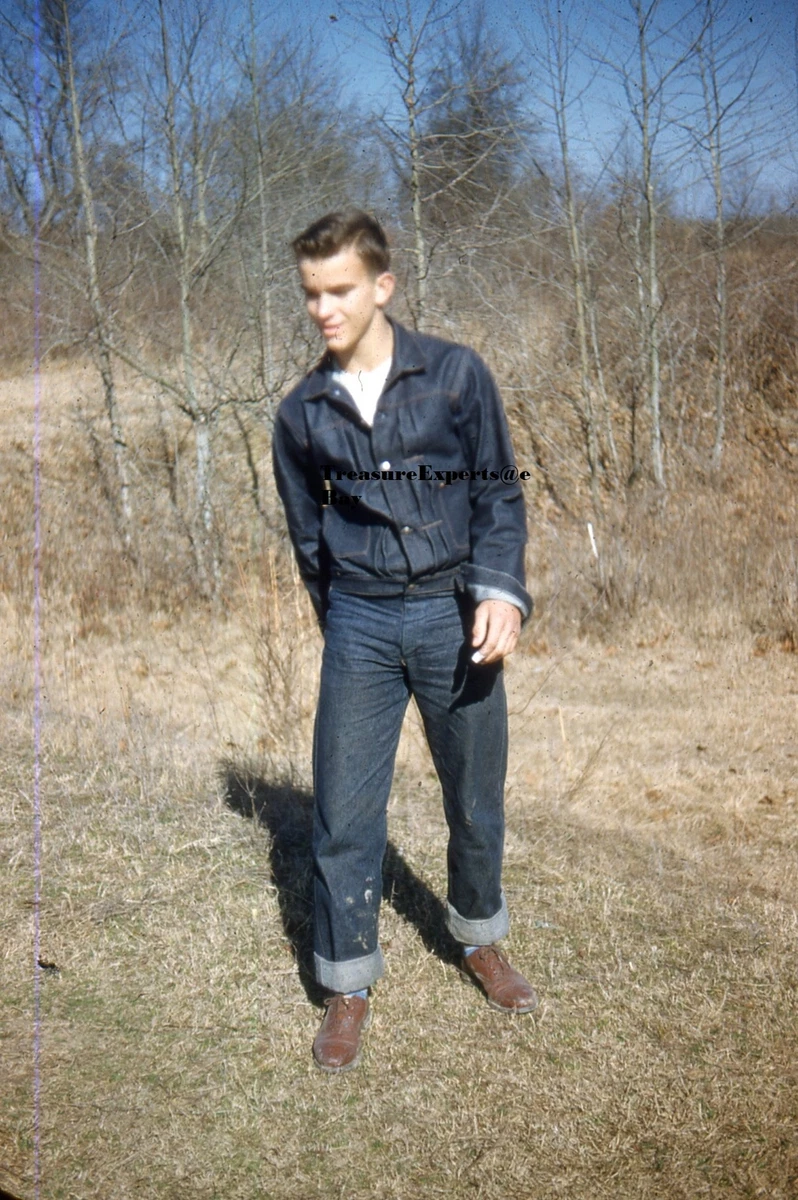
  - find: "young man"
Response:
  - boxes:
[272,210,538,1073]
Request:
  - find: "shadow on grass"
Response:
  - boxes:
[221,762,460,1005]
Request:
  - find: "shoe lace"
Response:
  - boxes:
[323,993,365,1011]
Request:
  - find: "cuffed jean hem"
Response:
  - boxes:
[314,946,385,994]
[446,891,510,945]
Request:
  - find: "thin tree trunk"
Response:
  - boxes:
[629,205,647,484]
[247,0,274,398]
[405,47,428,327]
[158,0,216,597]
[195,414,219,593]
[637,2,666,488]
[552,23,600,506]
[61,0,134,549]
[700,11,728,472]
[710,160,727,471]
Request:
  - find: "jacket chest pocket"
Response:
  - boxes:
[308,408,371,468]
[394,391,462,462]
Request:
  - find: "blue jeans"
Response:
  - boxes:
[312,587,510,993]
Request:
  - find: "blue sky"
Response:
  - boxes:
[6,0,793,212]
[270,0,797,210]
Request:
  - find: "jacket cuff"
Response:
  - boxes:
[469,584,528,616]
[462,564,532,621]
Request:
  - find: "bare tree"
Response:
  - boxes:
[95,1,361,584]
[220,11,366,528]
[52,0,135,547]
[597,0,707,489]
[526,0,609,504]
[229,8,358,413]
[0,0,74,237]
[688,0,770,471]
[631,0,665,488]
[0,0,137,546]
[101,0,249,596]
[342,0,467,326]
[346,0,537,328]
[153,0,220,592]
[421,7,532,245]
[240,0,277,402]
[379,0,459,324]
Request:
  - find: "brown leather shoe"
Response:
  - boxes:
[461,945,539,1014]
[312,993,371,1073]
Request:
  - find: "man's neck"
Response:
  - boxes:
[333,312,394,374]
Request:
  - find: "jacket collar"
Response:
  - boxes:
[301,317,426,402]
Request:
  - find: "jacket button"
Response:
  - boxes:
[401,525,412,534]
[379,460,391,470]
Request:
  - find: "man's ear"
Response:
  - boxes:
[375,271,395,308]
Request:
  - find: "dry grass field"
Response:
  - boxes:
[2,369,797,1199]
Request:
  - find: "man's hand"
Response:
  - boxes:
[471,599,521,665]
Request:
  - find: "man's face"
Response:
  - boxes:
[298,245,394,361]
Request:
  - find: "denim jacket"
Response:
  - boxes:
[272,318,532,624]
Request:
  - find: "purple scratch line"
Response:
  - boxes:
[32,1,43,1196]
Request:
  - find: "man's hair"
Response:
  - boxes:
[291,209,390,275]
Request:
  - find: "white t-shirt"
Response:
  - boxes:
[332,358,392,427]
